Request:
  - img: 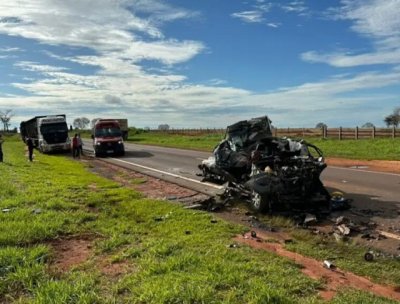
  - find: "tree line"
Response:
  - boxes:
[315,107,400,129]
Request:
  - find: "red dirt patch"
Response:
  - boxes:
[99,259,132,278]
[50,238,93,272]
[327,158,400,174]
[235,231,400,301]
[91,160,199,200]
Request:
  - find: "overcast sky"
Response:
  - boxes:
[1,0,400,129]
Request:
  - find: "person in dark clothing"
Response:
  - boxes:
[0,134,4,162]
[72,133,79,158]
[26,137,34,162]
[77,133,83,156]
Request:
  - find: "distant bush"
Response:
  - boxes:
[129,127,149,135]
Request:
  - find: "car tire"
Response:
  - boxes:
[250,190,271,213]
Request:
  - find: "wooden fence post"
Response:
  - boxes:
[393,126,396,139]
[355,126,358,140]
[339,127,342,140]
[322,126,327,139]
[372,127,375,139]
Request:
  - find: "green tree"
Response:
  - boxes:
[361,122,375,128]
[73,117,90,129]
[315,122,327,129]
[0,109,14,132]
[384,107,400,127]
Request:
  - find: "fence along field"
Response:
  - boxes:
[150,126,399,139]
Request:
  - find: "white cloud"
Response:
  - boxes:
[304,0,400,67]
[0,0,204,64]
[208,78,228,86]
[0,47,22,52]
[231,11,264,23]
[267,23,280,28]
[280,1,308,14]
[338,0,400,39]
[231,1,307,26]
[301,50,400,67]
[3,56,400,128]
[15,61,69,72]
[126,40,205,65]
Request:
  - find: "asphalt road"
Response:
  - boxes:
[83,139,400,204]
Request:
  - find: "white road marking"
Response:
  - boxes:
[110,158,223,189]
[329,165,400,177]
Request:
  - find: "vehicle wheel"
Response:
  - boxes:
[250,190,270,213]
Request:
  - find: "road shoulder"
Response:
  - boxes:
[327,157,400,174]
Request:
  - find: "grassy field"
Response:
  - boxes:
[127,131,400,160]
[0,135,399,303]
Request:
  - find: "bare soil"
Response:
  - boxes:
[90,159,200,201]
[50,237,93,272]
[98,258,132,278]
[49,234,132,278]
[327,157,400,174]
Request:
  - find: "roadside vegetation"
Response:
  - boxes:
[259,215,400,285]
[126,130,400,160]
[0,135,398,303]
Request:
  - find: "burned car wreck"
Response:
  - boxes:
[198,116,331,213]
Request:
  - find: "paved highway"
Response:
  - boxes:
[82,140,400,203]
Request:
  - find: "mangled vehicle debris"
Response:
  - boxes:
[198,116,331,213]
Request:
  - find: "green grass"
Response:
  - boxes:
[128,131,224,151]
[308,138,400,160]
[1,137,398,303]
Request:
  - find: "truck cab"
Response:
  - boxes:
[20,115,71,153]
[92,119,125,157]
[37,116,70,153]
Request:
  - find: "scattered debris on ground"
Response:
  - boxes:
[235,231,400,302]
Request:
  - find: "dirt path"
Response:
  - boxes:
[235,231,400,301]
[327,158,400,174]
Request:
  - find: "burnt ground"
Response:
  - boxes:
[61,156,400,301]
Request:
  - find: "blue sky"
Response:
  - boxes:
[1,0,400,129]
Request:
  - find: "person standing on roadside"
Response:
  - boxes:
[0,134,4,162]
[26,137,34,162]
[72,133,79,158]
[77,133,83,156]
